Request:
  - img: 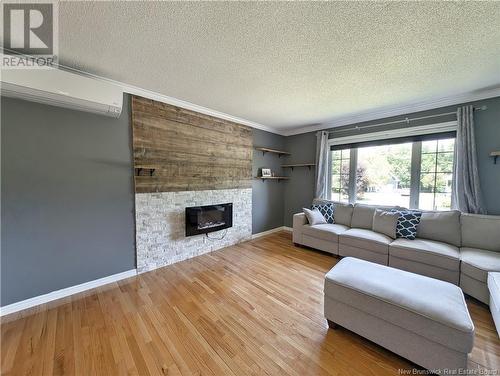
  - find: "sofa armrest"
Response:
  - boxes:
[293,213,308,244]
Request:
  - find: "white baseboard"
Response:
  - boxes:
[251,226,291,239]
[0,269,137,317]
[282,226,293,232]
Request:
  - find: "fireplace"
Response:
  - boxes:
[185,203,233,237]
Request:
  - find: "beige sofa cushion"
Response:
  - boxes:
[340,228,392,255]
[372,210,399,239]
[351,204,398,230]
[302,224,349,242]
[390,238,460,271]
[461,214,500,252]
[334,203,354,226]
[460,247,500,283]
[350,204,376,229]
[417,210,461,247]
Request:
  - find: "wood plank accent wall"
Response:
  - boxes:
[131,96,253,193]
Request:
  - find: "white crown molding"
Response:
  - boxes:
[282,86,500,136]
[54,63,283,135]
[0,269,137,317]
[44,60,500,138]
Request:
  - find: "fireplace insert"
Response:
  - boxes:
[185,203,233,237]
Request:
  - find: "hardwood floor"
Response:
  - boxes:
[1,232,499,375]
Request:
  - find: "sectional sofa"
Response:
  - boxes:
[293,201,500,304]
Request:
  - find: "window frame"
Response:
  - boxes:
[329,149,351,203]
[418,139,455,211]
[327,122,457,210]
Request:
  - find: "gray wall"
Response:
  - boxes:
[2,93,498,305]
[1,95,136,306]
[252,129,286,233]
[283,132,316,227]
[474,97,500,215]
[283,96,500,226]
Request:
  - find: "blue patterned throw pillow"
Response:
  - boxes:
[311,203,335,224]
[390,209,422,240]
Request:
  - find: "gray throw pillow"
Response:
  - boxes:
[372,209,399,239]
[303,208,327,226]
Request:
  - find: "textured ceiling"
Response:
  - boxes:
[58,1,500,132]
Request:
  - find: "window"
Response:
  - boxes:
[329,136,456,210]
[331,149,350,202]
[419,138,455,211]
[356,143,412,208]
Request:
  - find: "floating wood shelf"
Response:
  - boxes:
[491,151,500,164]
[255,176,290,181]
[281,163,316,170]
[135,165,156,176]
[255,147,291,157]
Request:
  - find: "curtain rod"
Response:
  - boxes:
[328,105,488,134]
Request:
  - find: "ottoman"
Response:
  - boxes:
[488,272,500,336]
[324,257,475,371]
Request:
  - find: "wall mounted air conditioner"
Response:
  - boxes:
[1,68,123,118]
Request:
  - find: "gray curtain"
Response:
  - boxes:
[315,131,330,200]
[452,105,487,214]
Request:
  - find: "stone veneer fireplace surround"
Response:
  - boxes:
[135,188,252,273]
[131,97,253,273]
